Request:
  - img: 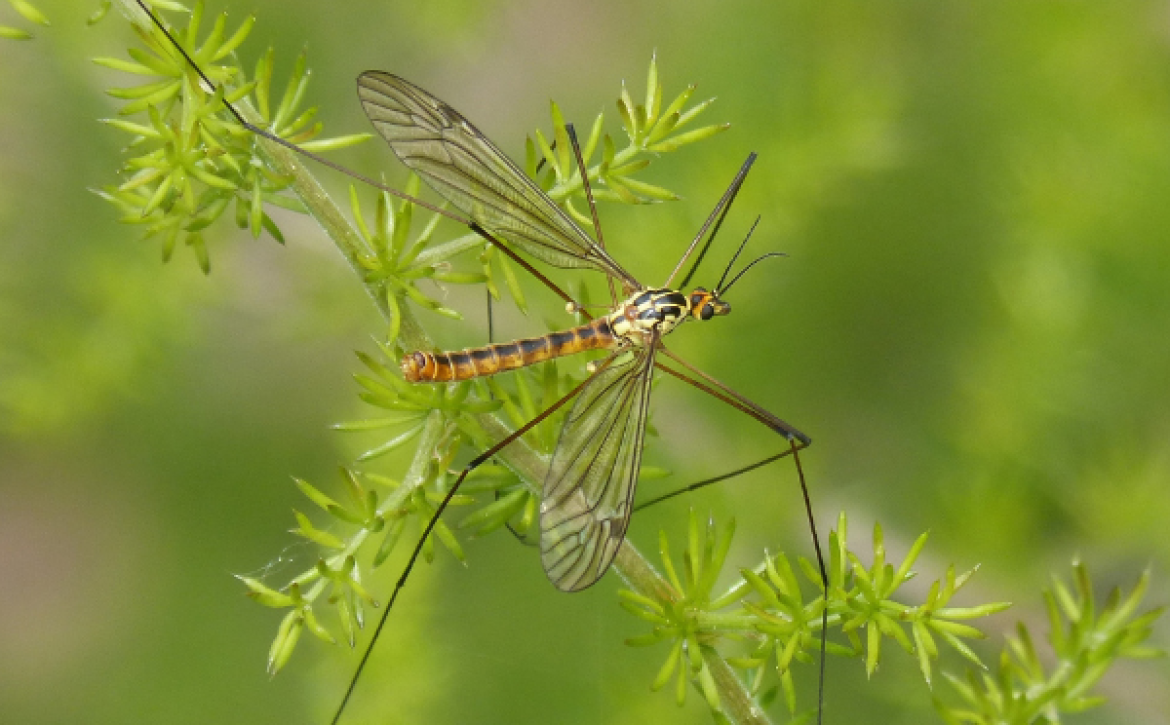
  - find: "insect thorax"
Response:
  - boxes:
[607,288,694,342]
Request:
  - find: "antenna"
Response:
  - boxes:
[719,251,787,295]
[713,215,760,291]
[703,216,788,296]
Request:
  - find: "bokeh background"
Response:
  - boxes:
[2,0,1169,723]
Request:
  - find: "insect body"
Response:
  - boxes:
[400,286,724,383]
[400,282,739,590]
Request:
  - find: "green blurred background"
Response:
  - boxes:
[2,0,1168,722]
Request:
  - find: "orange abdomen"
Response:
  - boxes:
[402,318,616,382]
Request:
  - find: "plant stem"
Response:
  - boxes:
[703,645,772,725]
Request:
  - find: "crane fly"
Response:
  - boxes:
[363,70,809,588]
[132,2,828,723]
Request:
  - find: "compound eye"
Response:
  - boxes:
[700,303,714,321]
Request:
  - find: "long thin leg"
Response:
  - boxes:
[791,440,828,725]
[653,351,826,725]
[632,449,795,513]
[487,287,495,345]
[656,350,810,445]
[564,124,619,306]
[329,353,618,724]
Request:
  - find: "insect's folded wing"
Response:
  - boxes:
[540,344,657,592]
[357,71,631,282]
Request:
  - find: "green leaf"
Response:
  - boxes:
[385,291,402,347]
[583,113,604,164]
[100,117,163,139]
[373,517,406,568]
[912,620,936,686]
[697,660,721,713]
[644,54,661,127]
[1100,569,1150,631]
[458,487,527,535]
[618,589,666,617]
[213,12,254,61]
[93,56,159,75]
[267,610,304,674]
[658,529,683,593]
[432,271,487,285]
[272,48,308,131]
[619,175,679,202]
[302,607,336,645]
[658,83,695,126]
[893,530,930,586]
[293,477,340,513]
[935,602,1013,619]
[356,424,423,462]
[0,25,33,39]
[605,174,642,205]
[653,640,683,691]
[88,0,111,25]
[929,620,987,640]
[865,621,881,677]
[292,510,345,549]
[249,174,264,236]
[625,632,666,648]
[10,0,49,26]
[188,232,210,273]
[780,667,797,714]
[335,587,358,647]
[498,252,528,314]
[300,133,373,152]
[339,467,368,509]
[260,212,285,243]
[237,576,295,608]
[618,82,638,141]
[188,164,237,191]
[937,628,986,669]
[431,519,466,564]
[648,123,730,153]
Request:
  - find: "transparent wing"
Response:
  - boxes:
[540,341,658,592]
[357,71,635,285]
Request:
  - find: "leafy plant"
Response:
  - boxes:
[95,1,370,271]
[622,511,1009,720]
[624,514,1163,723]
[936,563,1163,725]
[93,2,1163,724]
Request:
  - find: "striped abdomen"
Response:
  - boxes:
[402,318,616,383]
